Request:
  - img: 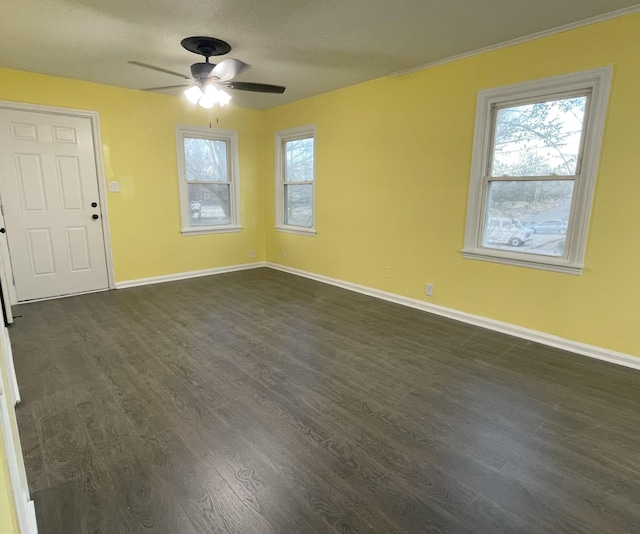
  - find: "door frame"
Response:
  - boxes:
[0,100,116,304]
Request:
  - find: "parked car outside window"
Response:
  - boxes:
[484,217,533,247]
[532,220,568,234]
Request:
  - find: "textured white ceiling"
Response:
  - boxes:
[1,0,638,109]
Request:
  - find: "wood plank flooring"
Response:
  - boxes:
[9,268,640,533]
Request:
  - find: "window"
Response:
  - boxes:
[275,125,316,235]
[463,68,611,274]
[176,125,241,235]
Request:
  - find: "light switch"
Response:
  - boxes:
[108,181,120,192]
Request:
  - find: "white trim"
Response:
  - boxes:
[0,328,38,533]
[0,222,13,323]
[181,225,243,236]
[89,109,117,291]
[462,67,612,275]
[275,124,316,233]
[1,327,20,406]
[0,100,117,304]
[265,263,640,370]
[274,225,317,237]
[115,262,266,289]
[26,500,38,534]
[461,250,582,275]
[0,219,16,306]
[175,124,241,233]
[16,287,109,304]
[390,6,640,78]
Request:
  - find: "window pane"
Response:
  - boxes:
[285,184,312,227]
[491,96,587,177]
[285,138,314,182]
[482,180,574,257]
[184,137,228,182]
[188,183,231,226]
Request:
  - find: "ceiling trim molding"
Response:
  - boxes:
[390,5,640,78]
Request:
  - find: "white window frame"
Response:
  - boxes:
[275,124,317,236]
[462,68,612,275]
[176,124,242,236]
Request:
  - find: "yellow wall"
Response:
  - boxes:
[0,12,638,531]
[0,429,18,534]
[263,14,640,356]
[0,69,266,282]
[0,339,19,533]
[0,15,637,358]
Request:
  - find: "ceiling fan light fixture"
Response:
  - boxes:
[198,84,218,108]
[198,95,215,109]
[203,84,218,98]
[184,83,232,108]
[217,89,232,107]
[184,85,203,104]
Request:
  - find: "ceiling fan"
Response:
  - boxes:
[129,36,286,108]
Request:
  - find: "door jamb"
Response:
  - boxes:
[0,100,116,304]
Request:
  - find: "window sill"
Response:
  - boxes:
[275,225,317,236]
[182,225,243,236]
[462,249,582,275]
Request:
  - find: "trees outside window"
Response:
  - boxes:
[463,69,612,274]
[176,125,241,235]
[275,125,316,235]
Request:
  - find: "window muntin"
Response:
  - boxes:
[176,126,241,235]
[276,125,316,234]
[463,69,611,274]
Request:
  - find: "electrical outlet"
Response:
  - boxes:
[249,249,255,259]
[384,266,391,279]
[282,249,287,258]
[425,283,434,297]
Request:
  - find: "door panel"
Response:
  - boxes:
[52,126,77,143]
[57,156,84,210]
[16,153,47,211]
[0,109,108,301]
[26,229,56,275]
[10,122,38,141]
[65,227,91,271]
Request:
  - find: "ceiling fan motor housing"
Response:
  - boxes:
[190,63,216,80]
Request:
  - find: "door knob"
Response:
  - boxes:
[0,228,5,233]
[92,214,99,220]
[91,202,97,208]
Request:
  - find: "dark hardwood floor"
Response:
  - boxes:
[9,268,640,533]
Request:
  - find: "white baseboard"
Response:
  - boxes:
[115,262,267,289]
[265,262,640,371]
[26,499,38,534]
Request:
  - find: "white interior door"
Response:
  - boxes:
[0,109,109,302]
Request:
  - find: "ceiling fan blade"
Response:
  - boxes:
[128,61,191,80]
[221,81,286,94]
[211,59,247,82]
[141,84,193,91]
